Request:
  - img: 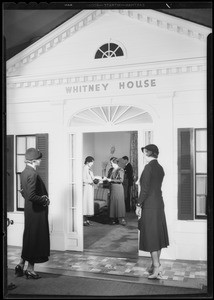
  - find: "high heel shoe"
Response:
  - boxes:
[158,264,163,276]
[25,270,41,279]
[15,265,24,277]
[147,264,154,274]
[148,266,163,279]
[121,219,126,226]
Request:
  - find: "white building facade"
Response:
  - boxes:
[6,10,211,261]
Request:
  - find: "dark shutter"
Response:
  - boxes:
[36,134,48,192]
[178,129,194,220]
[7,135,14,212]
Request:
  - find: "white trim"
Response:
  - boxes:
[7,57,207,89]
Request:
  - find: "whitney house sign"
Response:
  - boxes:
[65,78,157,94]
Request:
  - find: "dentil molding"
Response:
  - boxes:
[7,61,206,89]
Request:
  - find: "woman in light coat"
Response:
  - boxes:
[83,156,98,226]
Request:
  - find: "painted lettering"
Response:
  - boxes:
[144,80,149,87]
[73,86,78,92]
[88,85,94,92]
[136,80,143,88]
[118,79,156,89]
[82,85,88,92]
[102,83,109,90]
[65,79,157,94]
[151,79,156,87]
[119,82,125,89]
[65,87,72,93]
[127,81,134,88]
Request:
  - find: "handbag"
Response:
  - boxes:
[102,180,110,189]
[93,178,99,184]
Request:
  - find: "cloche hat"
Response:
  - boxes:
[25,148,42,161]
[141,144,159,156]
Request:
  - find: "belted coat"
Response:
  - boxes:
[20,165,50,263]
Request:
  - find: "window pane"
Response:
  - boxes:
[27,136,36,149]
[196,175,207,194]
[17,175,24,209]
[196,153,207,173]
[196,195,206,216]
[95,50,102,59]
[100,44,108,52]
[196,130,207,151]
[17,155,26,172]
[115,48,123,56]
[17,137,26,154]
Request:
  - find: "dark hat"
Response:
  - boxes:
[141,144,159,155]
[25,148,42,161]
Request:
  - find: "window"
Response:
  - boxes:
[178,128,207,220]
[95,43,124,59]
[15,134,48,211]
[195,129,207,218]
[16,135,36,211]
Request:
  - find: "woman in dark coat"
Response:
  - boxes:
[135,144,169,279]
[15,148,50,279]
[104,157,126,225]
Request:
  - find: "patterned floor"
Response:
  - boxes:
[7,246,207,290]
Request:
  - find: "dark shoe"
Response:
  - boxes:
[15,265,24,277]
[110,220,116,225]
[83,221,88,226]
[8,283,17,290]
[25,270,41,279]
[86,220,93,225]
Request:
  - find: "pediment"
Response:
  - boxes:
[7,9,211,77]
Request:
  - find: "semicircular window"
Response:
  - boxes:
[95,43,124,59]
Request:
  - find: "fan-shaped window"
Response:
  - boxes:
[95,43,124,59]
[69,105,152,127]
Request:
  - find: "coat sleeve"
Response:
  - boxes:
[26,172,47,205]
[138,164,152,206]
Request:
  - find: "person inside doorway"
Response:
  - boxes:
[135,144,169,279]
[103,157,126,226]
[121,156,134,212]
[83,156,100,226]
[15,148,50,279]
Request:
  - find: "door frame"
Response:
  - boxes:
[66,126,153,252]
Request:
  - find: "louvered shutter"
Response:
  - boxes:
[178,129,194,220]
[36,134,48,192]
[7,135,14,211]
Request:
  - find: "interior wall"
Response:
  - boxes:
[83,131,131,177]
[83,132,95,163]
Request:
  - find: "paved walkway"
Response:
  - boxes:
[7,246,207,291]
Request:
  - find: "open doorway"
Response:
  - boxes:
[83,131,139,258]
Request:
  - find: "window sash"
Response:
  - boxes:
[16,135,36,211]
[195,129,207,219]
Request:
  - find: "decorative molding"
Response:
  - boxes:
[6,9,211,75]
[116,9,210,41]
[7,61,206,89]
